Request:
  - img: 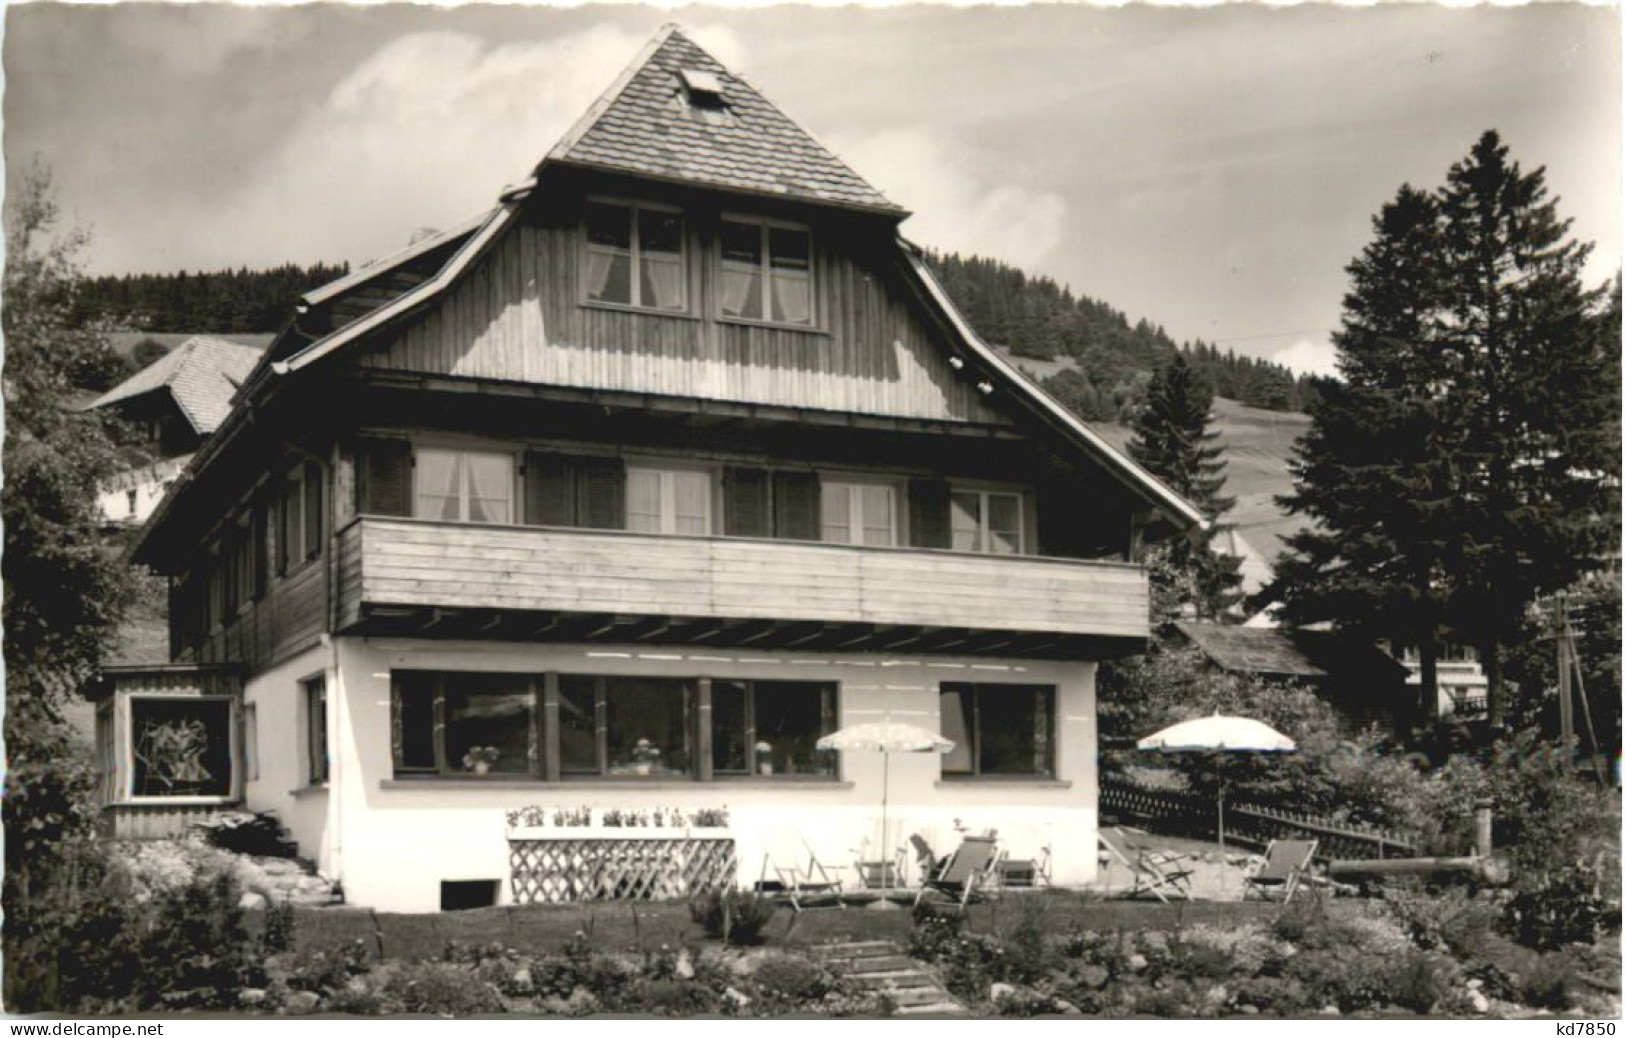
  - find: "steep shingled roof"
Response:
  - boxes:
[547,25,902,215]
[1173,622,1409,682]
[88,336,263,435]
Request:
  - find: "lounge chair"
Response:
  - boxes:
[914,834,999,908]
[1097,826,1194,902]
[759,849,845,912]
[1242,839,1318,903]
[994,842,1053,889]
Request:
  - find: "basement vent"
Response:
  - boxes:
[440,879,499,911]
[677,68,726,109]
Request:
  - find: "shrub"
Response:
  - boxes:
[1504,863,1612,950]
[191,811,297,858]
[751,954,831,1002]
[688,888,775,945]
[1384,884,1500,956]
[383,962,503,1016]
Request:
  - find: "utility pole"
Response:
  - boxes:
[1554,595,1608,785]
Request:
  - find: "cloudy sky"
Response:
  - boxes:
[5,3,1618,377]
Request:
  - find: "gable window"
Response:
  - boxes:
[712,680,836,778]
[585,201,686,312]
[278,460,324,573]
[720,219,813,326]
[939,683,1055,779]
[304,676,329,785]
[393,672,536,777]
[821,482,896,547]
[414,448,515,524]
[950,489,1023,555]
[627,467,711,536]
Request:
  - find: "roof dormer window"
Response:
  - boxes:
[677,68,725,108]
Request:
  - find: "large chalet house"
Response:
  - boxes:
[97,26,1203,912]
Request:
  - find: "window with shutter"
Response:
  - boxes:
[907,479,951,549]
[358,439,413,517]
[578,457,627,530]
[523,452,578,527]
[722,467,770,538]
[252,503,269,600]
[303,461,324,559]
[772,471,821,541]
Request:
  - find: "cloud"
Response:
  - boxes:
[828,128,1067,272]
[191,26,670,267]
[1272,338,1341,379]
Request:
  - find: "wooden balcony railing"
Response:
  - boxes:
[336,516,1149,649]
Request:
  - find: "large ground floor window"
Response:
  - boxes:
[392,671,838,781]
[938,682,1055,778]
[129,696,236,798]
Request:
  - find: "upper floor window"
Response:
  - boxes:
[720,219,813,326]
[822,481,896,547]
[627,467,711,536]
[950,489,1023,555]
[585,201,686,312]
[415,448,515,524]
[278,460,323,574]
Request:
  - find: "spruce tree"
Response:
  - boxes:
[1276,184,1459,731]
[1434,131,1618,727]
[1127,354,1242,620]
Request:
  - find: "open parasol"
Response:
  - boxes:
[817,722,954,908]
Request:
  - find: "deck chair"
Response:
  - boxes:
[1243,839,1318,903]
[994,843,1053,889]
[1097,826,1194,902]
[914,834,999,908]
[759,849,845,912]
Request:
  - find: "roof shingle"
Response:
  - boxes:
[88,335,263,435]
[549,26,903,215]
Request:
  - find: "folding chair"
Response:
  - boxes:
[914,834,999,908]
[1242,839,1318,903]
[1098,826,1194,902]
[994,842,1053,889]
[759,849,845,912]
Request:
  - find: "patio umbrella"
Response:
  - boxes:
[1137,713,1296,869]
[817,722,954,908]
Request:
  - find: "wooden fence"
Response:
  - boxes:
[1100,777,1415,861]
[508,831,737,903]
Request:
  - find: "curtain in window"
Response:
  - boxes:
[415,450,462,520]
[938,688,973,774]
[771,269,812,325]
[821,483,853,543]
[860,485,895,546]
[587,251,625,302]
[987,494,1021,554]
[721,264,760,317]
[950,492,982,552]
[641,254,685,310]
[464,453,512,524]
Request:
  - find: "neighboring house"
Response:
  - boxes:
[94,26,1202,911]
[1170,621,1411,736]
[1386,642,1490,720]
[85,336,264,525]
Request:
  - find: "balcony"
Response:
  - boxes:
[335,517,1149,658]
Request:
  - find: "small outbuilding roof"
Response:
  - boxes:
[87,335,263,435]
[1172,621,1409,682]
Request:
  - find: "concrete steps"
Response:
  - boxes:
[812,939,963,1016]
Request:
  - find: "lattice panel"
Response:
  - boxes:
[509,837,738,904]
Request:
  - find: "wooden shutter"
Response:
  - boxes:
[252,503,269,600]
[773,471,822,541]
[908,478,952,549]
[303,461,324,559]
[722,467,771,537]
[576,457,626,530]
[276,475,291,575]
[357,439,413,517]
[524,452,577,527]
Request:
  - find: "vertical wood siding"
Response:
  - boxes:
[361,214,1008,425]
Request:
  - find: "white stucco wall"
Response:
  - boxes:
[241,644,336,874]
[320,636,1099,912]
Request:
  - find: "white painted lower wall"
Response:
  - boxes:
[250,636,1100,912]
[241,645,336,874]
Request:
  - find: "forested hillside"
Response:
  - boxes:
[926,251,1317,420]
[67,262,349,334]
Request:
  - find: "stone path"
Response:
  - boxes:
[235,854,344,909]
[811,939,963,1016]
